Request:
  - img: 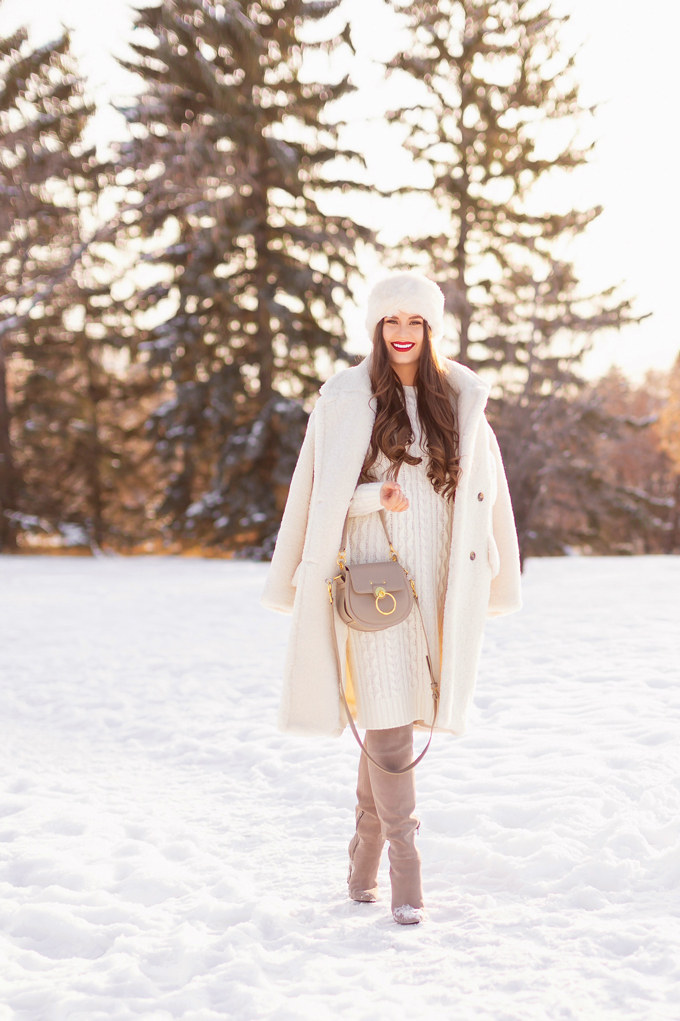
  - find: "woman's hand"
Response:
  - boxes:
[380,481,409,513]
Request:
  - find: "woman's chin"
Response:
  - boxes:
[389,358,419,375]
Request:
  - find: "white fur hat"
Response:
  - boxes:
[365,272,445,342]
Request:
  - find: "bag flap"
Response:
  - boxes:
[345,561,407,595]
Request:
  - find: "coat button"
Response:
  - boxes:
[477,492,484,501]
[470,551,476,560]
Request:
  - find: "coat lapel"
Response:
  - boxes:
[304,359,376,569]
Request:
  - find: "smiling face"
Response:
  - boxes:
[381,311,426,384]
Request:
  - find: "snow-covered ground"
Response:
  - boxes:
[1,554,679,1021]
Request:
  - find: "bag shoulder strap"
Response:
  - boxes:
[331,592,440,775]
[330,508,440,775]
[340,508,395,564]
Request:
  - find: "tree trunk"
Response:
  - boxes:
[252,150,273,405]
[78,329,105,548]
[0,339,17,550]
[454,210,470,367]
[668,473,680,554]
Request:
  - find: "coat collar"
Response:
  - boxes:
[318,355,491,460]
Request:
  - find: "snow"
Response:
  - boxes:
[1,553,679,1020]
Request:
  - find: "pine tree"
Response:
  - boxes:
[0,21,149,551]
[385,0,644,560]
[0,22,100,549]
[387,0,635,379]
[10,247,156,551]
[117,0,371,555]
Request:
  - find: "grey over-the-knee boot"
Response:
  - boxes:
[348,750,385,902]
[366,724,425,925]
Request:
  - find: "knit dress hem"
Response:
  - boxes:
[352,686,437,731]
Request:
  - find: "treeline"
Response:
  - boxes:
[0,0,678,561]
[495,362,680,559]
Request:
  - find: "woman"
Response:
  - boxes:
[262,272,522,925]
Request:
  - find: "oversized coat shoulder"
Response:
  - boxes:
[261,356,522,737]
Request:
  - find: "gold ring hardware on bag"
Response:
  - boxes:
[374,586,397,615]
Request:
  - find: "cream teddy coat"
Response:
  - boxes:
[261,354,522,737]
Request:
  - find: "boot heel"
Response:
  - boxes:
[347,831,360,883]
[347,813,383,902]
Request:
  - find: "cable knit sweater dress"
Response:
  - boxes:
[346,386,453,731]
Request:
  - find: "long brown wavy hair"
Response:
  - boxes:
[359,319,462,501]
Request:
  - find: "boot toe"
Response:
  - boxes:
[392,904,425,925]
[349,889,379,903]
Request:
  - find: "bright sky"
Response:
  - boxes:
[1,0,678,382]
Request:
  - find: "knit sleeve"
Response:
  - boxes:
[347,481,384,518]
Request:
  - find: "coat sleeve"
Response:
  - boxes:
[487,423,523,618]
[260,408,316,615]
